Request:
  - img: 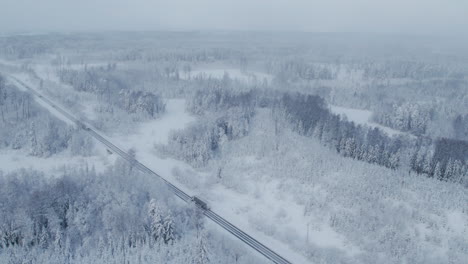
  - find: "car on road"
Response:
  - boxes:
[192,196,209,210]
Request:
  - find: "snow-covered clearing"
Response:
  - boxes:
[206,180,356,264]
[329,104,408,136]
[107,99,199,195]
[33,63,61,83]
[447,211,468,234]
[112,99,195,147]
[104,100,313,263]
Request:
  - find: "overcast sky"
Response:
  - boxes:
[1,0,467,35]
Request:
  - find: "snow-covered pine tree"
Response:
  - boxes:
[0,74,6,122]
[28,121,40,156]
[192,230,210,264]
[39,228,49,249]
[148,199,165,244]
[162,213,176,245]
[443,159,455,180]
[54,228,63,253]
[422,154,433,175]
[433,162,443,180]
[389,151,400,169]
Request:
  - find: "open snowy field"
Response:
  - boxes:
[106,101,314,263]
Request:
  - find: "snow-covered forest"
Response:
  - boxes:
[0,32,467,264]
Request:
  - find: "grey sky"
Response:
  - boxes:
[1,0,467,35]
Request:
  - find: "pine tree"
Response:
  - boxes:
[345,138,357,158]
[389,152,400,169]
[148,199,165,243]
[39,228,49,249]
[433,162,443,180]
[0,74,6,123]
[163,214,176,245]
[422,154,432,175]
[192,231,210,264]
[28,121,40,156]
[54,228,63,253]
[409,150,419,172]
[97,236,106,258]
[444,159,454,180]
[451,160,463,183]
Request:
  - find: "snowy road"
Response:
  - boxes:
[7,75,293,264]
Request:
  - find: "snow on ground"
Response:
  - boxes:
[113,99,195,147]
[104,100,318,263]
[107,99,200,195]
[206,180,355,264]
[329,105,408,137]
[182,68,273,85]
[6,65,349,263]
[447,210,468,234]
[0,59,20,67]
[33,63,61,83]
[0,149,111,176]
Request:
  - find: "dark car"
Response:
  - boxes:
[192,196,209,210]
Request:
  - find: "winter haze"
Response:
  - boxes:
[0,1,467,264]
[1,0,468,35]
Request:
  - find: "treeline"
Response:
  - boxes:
[162,108,253,167]
[120,47,246,64]
[361,60,464,80]
[372,102,432,135]
[266,60,337,83]
[279,93,403,170]
[411,138,468,182]
[0,162,260,264]
[367,81,468,139]
[279,93,467,183]
[0,74,34,123]
[187,86,255,115]
[0,75,93,157]
[161,87,255,167]
[453,114,468,141]
[0,35,53,59]
[0,165,177,253]
[171,86,467,183]
[120,90,166,118]
[58,66,166,118]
